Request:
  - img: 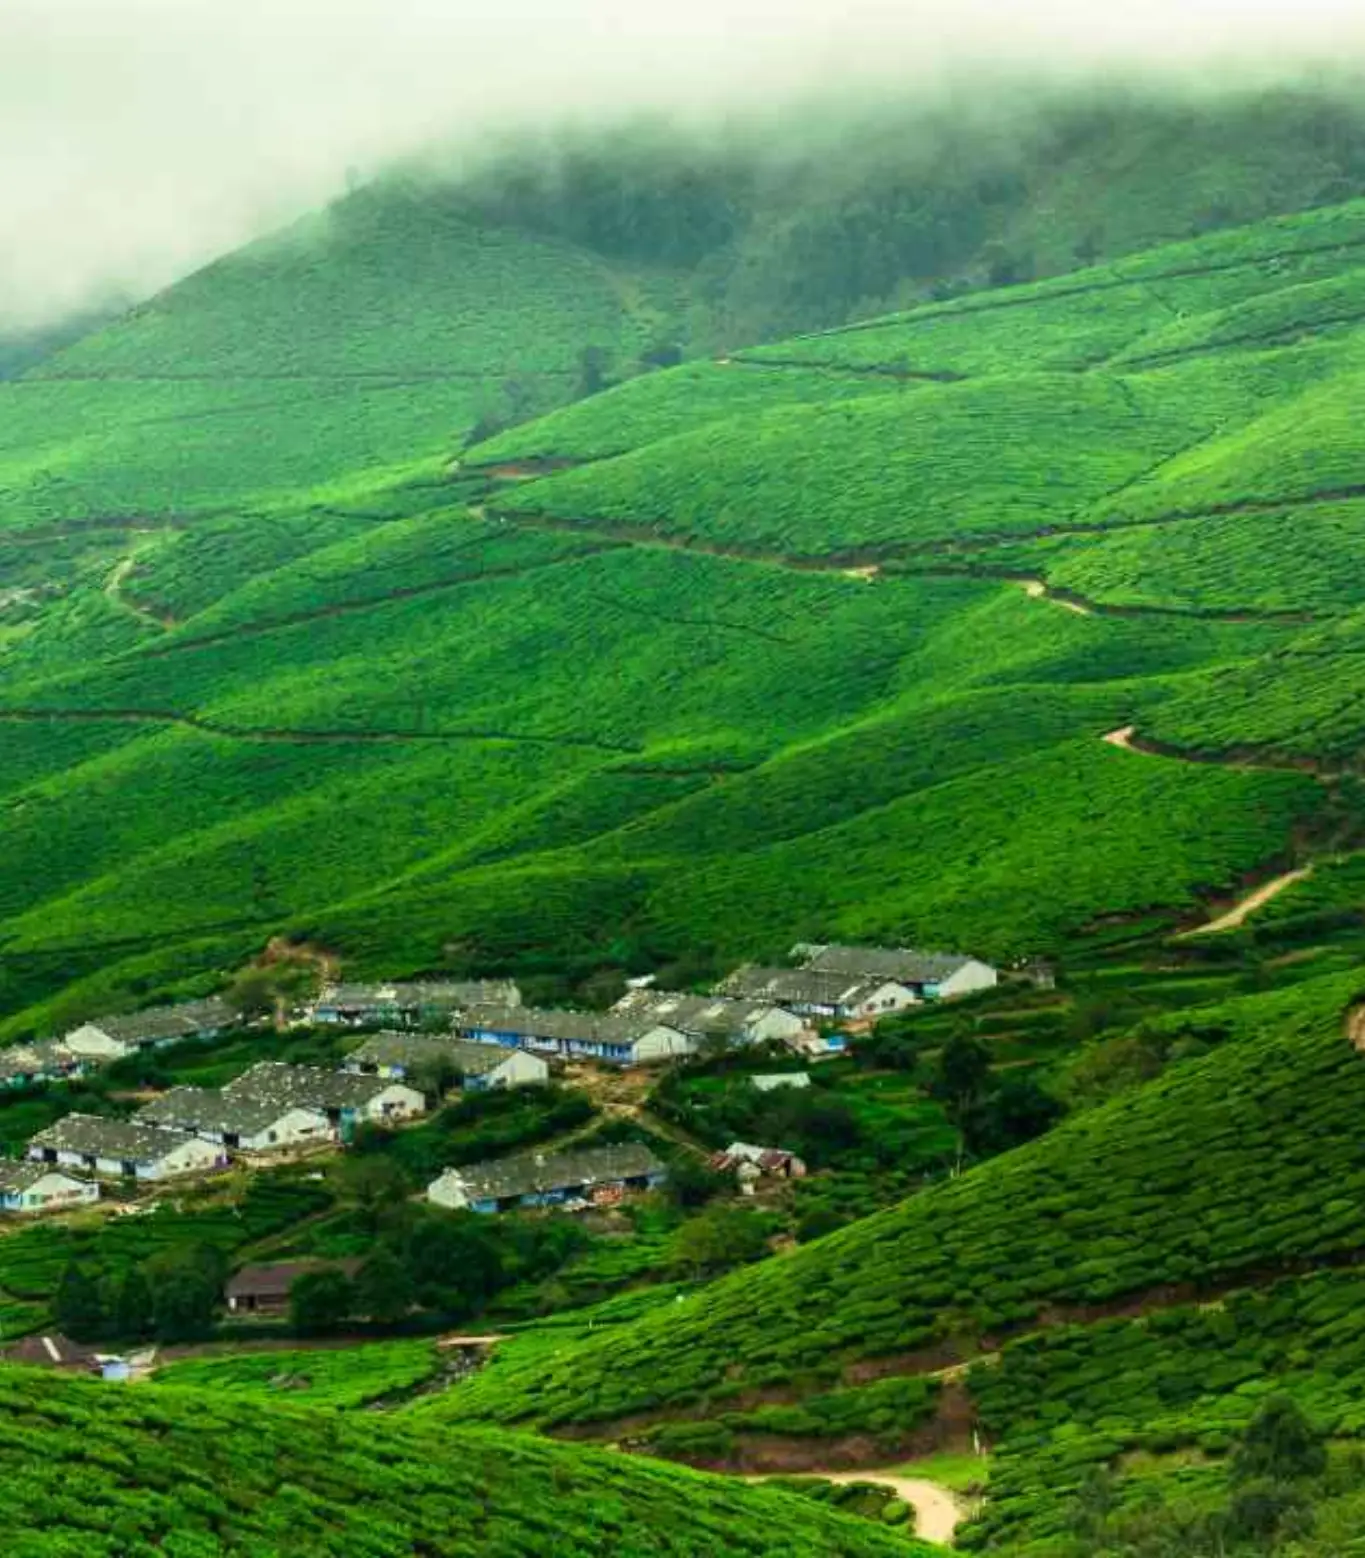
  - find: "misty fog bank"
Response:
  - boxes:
[6,0,1365,331]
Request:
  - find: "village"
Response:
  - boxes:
[0,942,999,1222]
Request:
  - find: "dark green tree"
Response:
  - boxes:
[935,1033,991,1112]
[353,1248,415,1325]
[1231,1395,1327,1484]
[664,1153,726,1211]
[289,1269,356,1336]
[55,1261,105,1342]
[671,1205,769,1278]
[107,1266,154,1342]
[143,1243,227,1343]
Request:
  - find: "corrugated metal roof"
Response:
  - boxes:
[795,943,983,982]
[29,1113,200,1163]
[432,1143,665,1203]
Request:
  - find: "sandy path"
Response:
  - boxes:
[750,1470,966,1545]
[1102,724,1138,750]
[1017,578,1092,616]
[1182,866,1313,936]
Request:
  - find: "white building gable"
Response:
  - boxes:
[62,1023,130,1060]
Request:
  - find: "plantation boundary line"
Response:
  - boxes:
[582,590,794,645]
[130,543,623,661]
[742,1471,967,1545]
[490,502,1348,618]
[31,368,580,385]
[723,356,965,384]
[1101,722,1353,778]
[104,551,178,633]
[1116,301,1365,370]
[0,707,643,756]
[774,227,1365,343]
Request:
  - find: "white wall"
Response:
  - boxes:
[238,1107,334,1153]
[630,1026,697,1063]
[939,960,998,998]
[850,982,918,1017]
[747,1008,807,1044]
[62,1024,129,1059]
[361,1083,426,1121]
[10,1174,98,1212]
[141,1138,223,1179]
[427,1173,470,1210]
[492,1051,549,1088]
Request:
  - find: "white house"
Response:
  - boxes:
[717,966,919,1022]
[610,990,809,1048]
[222,1063,426,1133]
[27,1115,226,1181]
[457,1005,697,1067]
[136,1086,334,1155]
[0,1160,99,1215]
[310,979,523,1027]
[428,1143,667,1214]
[794,945,999,1001]
[342,1032,549,1091]
[60,1025,134,1063]
[61,997,236,1059]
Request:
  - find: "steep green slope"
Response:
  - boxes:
[6,173,1365,1027]
[438,971,1365,1429]
[0,1368,925,1556]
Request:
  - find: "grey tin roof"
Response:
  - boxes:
[434,1143,665,1203]
[29,1113,200,1164]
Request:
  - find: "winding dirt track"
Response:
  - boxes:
[749,1471,966,1545]
[1181,866,1314,936]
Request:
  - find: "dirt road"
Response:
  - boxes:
[750,1470,967,1545]
[1182,866,1313,936]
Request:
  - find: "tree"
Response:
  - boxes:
[671,1206,769,1278]
[935,1033,991,1113]
[106,1266,154,1342]
[663,1153,726,1211]
[576,344,614,399]
[409,1055,461,1105]
[146,1246,224,1343]
[353,1248,415,1325]
[331,1154,409,1229]
[289,1269,355,1336]
[1232,1395,1327,1484]
[55,1262,104,1341]
[962,1074,1063,1156]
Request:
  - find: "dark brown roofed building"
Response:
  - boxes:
[225,1259,364,1316]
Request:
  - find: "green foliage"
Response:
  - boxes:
[152,1338,445,1407]
[441,972,1365,1429]
[289,1268,357,1336]
[0,1369,927,1555]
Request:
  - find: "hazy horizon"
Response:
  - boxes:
[5,0,1365,331]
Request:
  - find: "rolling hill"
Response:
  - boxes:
[0,1367,929,1556]
[4,97,1365,1038]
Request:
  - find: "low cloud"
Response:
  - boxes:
[3,0,1365,328]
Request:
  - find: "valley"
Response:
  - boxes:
[7,88,1365,1555]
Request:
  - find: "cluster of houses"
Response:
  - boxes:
[0,942,997,1218]
[0,998,236,1090]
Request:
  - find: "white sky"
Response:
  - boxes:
[3,0,1365,329]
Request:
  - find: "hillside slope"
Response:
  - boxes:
[438,970,1365,1430]
[0,1368,927,1556]
[5,158,1365,1027]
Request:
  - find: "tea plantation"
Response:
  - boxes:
[0,1368,930,1556]
[8,168,1365,1027]
[439,970,1365,1429]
